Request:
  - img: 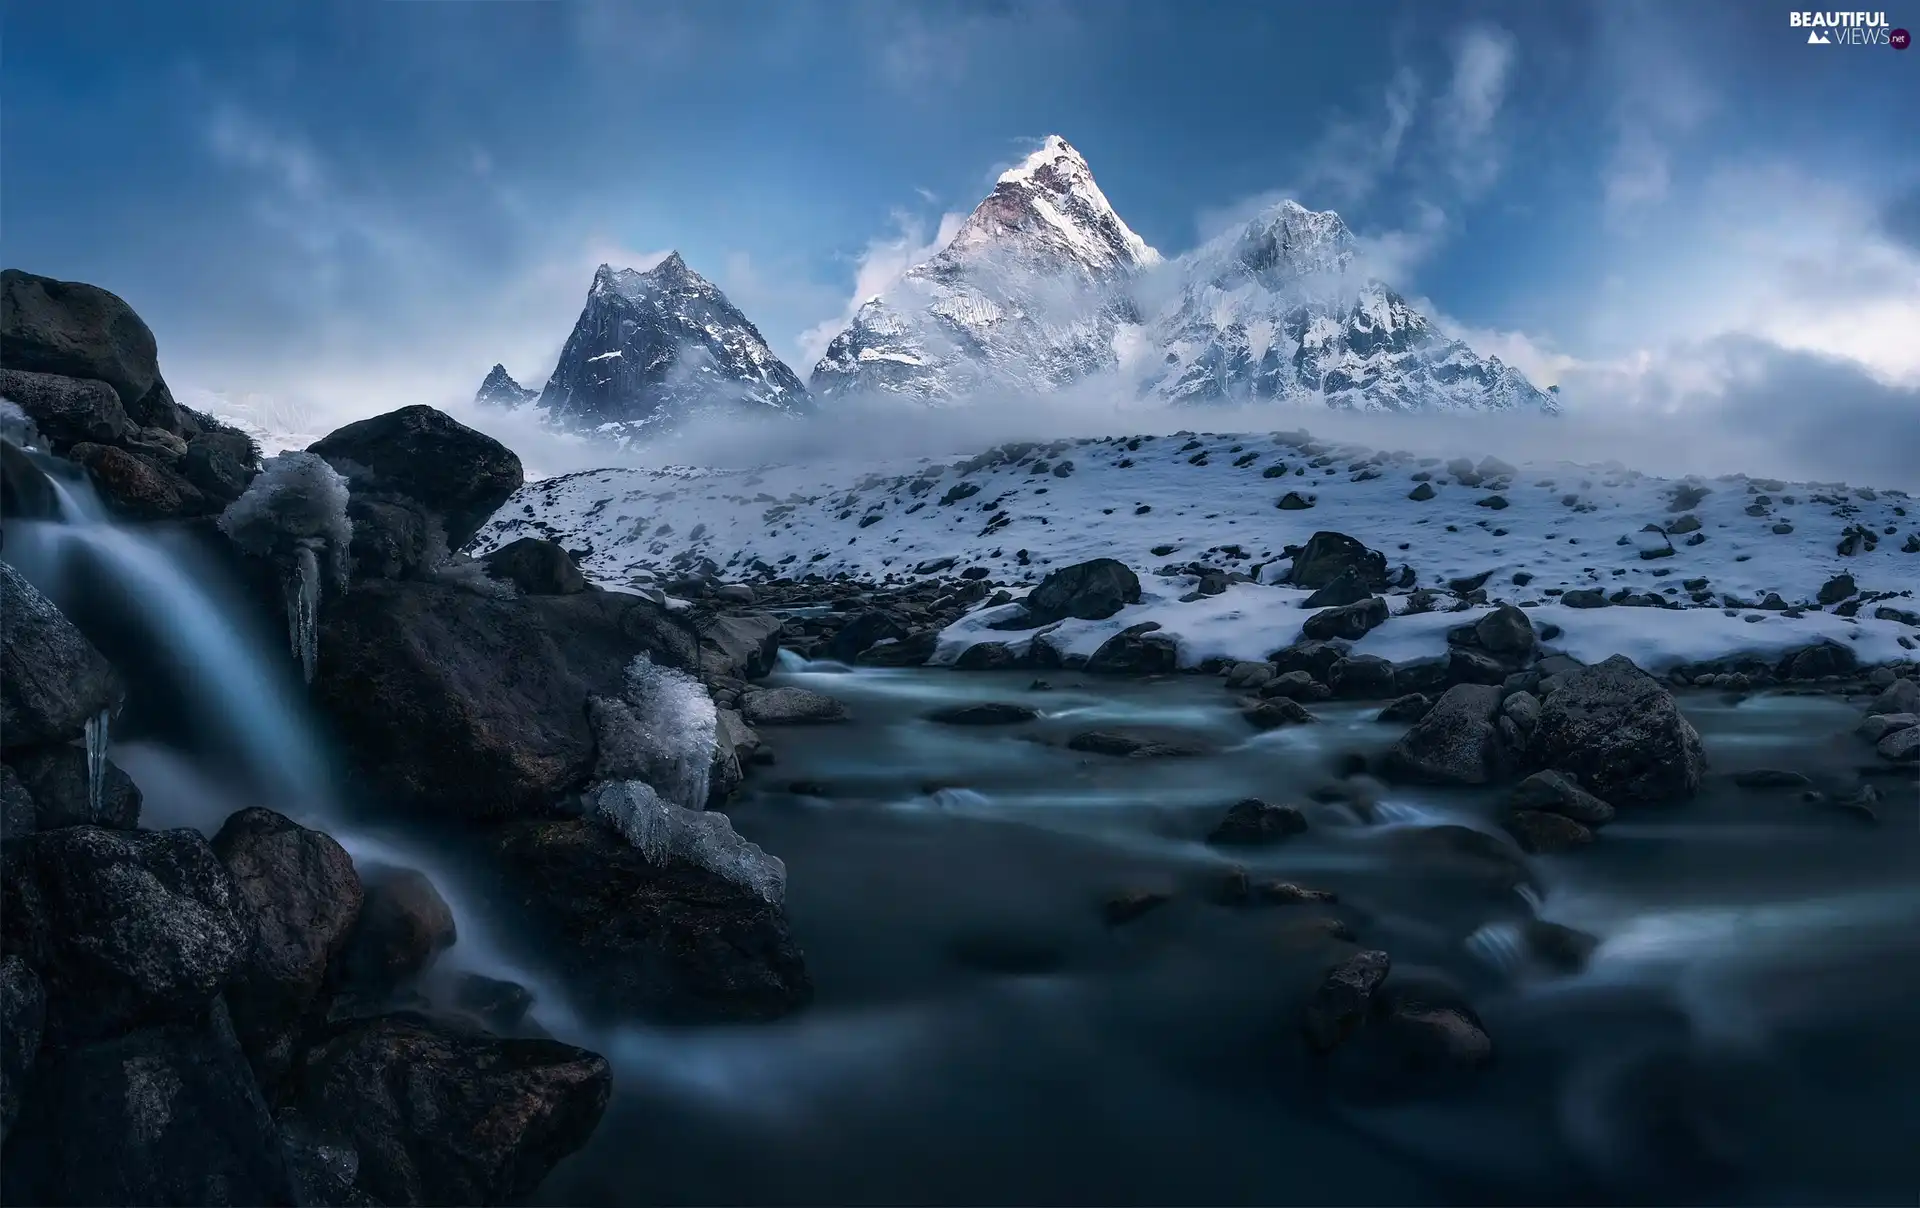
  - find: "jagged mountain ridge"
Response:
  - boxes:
[809,137,1555,414]
[501,252,810,438]
[474,363,537,408]
[809,135,1162,404]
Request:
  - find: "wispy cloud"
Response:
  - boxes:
[795,207,968,366]
[1438,24,1517,197]
[1598,2,1714,219]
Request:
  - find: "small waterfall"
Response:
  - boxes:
[84,708,110,821]
[286,539,321,684]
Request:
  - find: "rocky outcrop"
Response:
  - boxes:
[1288,531,1388,591]
[309,406,523,550]
[1024,557,1141,625]
[738,685,847,725]
[1530,655,1705,805]
[1,270,160,410]
[494,818,812,1023]
[481,537,587,595]
[0,562,122,751]
[0,955,42,1142]
[313,578,700,822]
[3,744,142,831]
[1382,684,1504,785]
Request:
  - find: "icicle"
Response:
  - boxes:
[285,540,321,684]
[84,708,110,821]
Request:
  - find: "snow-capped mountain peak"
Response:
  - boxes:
[474,362,538,408]
[938,135,1162,275]
[1193,199,1355,290]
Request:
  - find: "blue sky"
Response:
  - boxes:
[6,0,1918,436]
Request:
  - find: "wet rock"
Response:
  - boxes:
[1731,769,1813,789]
[1301,568,1372,608]
[1325,654,1394,699]
[481,537,587,595]
[1509,769,1615,825]
[285,1012,609,1208]
[1503,809,1595,854]
[1328,974,1495,1097]
[1445,647,1509,687]
[1269,638,1351,680]
[1866,678,1920,716]
[1524,920,1601,973]
[1502,690,1542,734]
[1206,798,1308,847]
[0,269,161,408]
[1383,684,1504,785]
[1474,604,1536,658]
[693,611,783,680]
[1260,882,1339,905]
[211,808,364,1089]
[0,560,123,750]
[1023,557,1140,625]
[823,609,905,663]
[1103,890,1172,927]
[1816,573,1857,605]
[0,1002,295,1207]
[0,955,43,1142]
[0,439,62,522]
[336,865,456,997]
[1302,596,1389,642]
[1379,826,1534,898]
[0,765,33,841]
[1242,698,1316,730]
[1880,726,1920,762]
[1858,713,1918,743]
[739,685,848,725]
[452,972,536,1032]
[1,826,246,1044]
[857,630,938,668]
[182,440,253,504]
[1260,669,1329,701]
[310,405,523,549]
[1303,950,1391,1052]
[1781,642,1857,681]
[0,366,131,447]
[4,744,141,829]
[1376,693,1431,723]
[952,640,1022,670]
[1086,622,1179,675]
[926,702,1038,726]
[66,440,205,520]
[1288,531,1388,590]
[494,818,810,1023]
[344,494,441,581]
[1065,730,1208,758]
[1531,655,1706,805]
[1224,660,1276,690]
[313,578,700,822]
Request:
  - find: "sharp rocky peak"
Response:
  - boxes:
[933,134,1160,277]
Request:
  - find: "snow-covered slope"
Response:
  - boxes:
[474,363,538,408]
[473,430,1919,669]
[534,253,810,439]
[809,136,1162,404]
[1141,202,1555,413]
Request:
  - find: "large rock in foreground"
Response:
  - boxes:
[0,1003,295,1207]
[313,579,699,821]
[309,406,523,550]
[286,1012,610,1208]
[1382,684,1503,785]
[0,562,122,751]
[494,819,812,1023]
[1023,558,1141,625]
[1288,531,1389,591]
[1530,654,1705,805]
[0,269,160,409]
[1,826,246,1044]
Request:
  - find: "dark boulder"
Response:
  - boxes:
[0,1002,295,1207]
[1531,655,1705,805]
[0,954,43,1142]
[1473,604,1536,658]
[952,640,1022,671]
[1288,531,1388,591]
[855,630,939,667]
[335,865,456,998]
[1328,654,1396,699]
[0,765,33,841]
[481,537,587,595]
[1269,638,1351,681]
[1023,557,1141,624]
[1303,949,1391,1052]
[0,560,122,750]
[494,819,811,1023]
[285,1012,609,1208]
[1302,596,1389,642]
[1085,622,1179,674]
[738,685,847,725]
[693,611,783,680]
[1206,798,1308,847]
[0,270,160,409]
[452,973,536,1032]
[181,440,253,504]
[1,826,247,1044]
[210,808,363,1089]
[1065,730,1209,758]
[1376,693,1431,723]
[1510,769,1615,826]
[926,702,1039,726]
[825,608,906,663]
[0,367,131,448]
[1242,698,1316,729]
[1382,684,1503,785]
[3,744,141,829]
[309,406,523,549]
[1445,647,1510,687]
[345,494,442,581]
[1503,809,1594,854]
[312,578,699,822]
[67,440,207,521]
[1780,641,1858,681]
[1302,568,1372,608]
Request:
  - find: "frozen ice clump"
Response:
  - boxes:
[590,779,787,905]
[218,451,353,589]
[589,654,718,810]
